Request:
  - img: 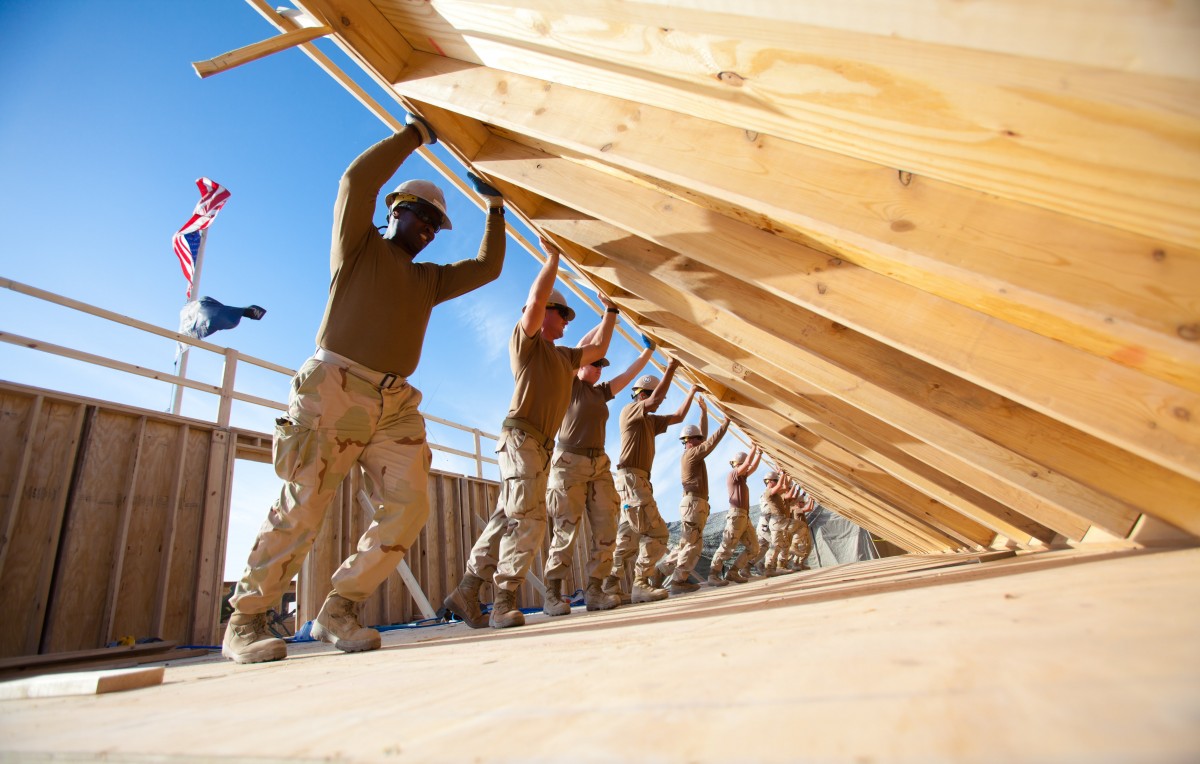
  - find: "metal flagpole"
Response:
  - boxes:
[171,228,208,416]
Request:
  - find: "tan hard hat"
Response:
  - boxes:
[730,451,748,467]
[633,374,660,392]
[546,287,575,321]
[385,179,453,230]
[679,424,702,440]
[764,470,780,482]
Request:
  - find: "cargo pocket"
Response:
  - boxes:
[273,418,318,483]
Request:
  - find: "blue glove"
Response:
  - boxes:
[640,333,656,351]
[404,112,438,145]
[467,171,502,199]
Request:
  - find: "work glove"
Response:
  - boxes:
[404,112,438,145]
[467,171,504,208]
[640,333,656,351]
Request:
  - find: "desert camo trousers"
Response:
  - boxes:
[466,428,550,592]
[764,513,792,570]
[710,510,760,573]
[544,450,619,583]
[669,495,710,580]
[609,469,669,583]
[789,516,813,564]
[231,356,431,613]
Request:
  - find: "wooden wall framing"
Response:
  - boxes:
[0,382,235,658]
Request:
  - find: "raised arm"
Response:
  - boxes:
[665,383,699,425]
[434,172,506,302]
[697,396,709,439]
[646,357,680,411]
[579,291,617,366]
[737,445,762,477]
[520,237,561,338]
[609,334,655,394]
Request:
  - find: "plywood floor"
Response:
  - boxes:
[2,547,1198,763]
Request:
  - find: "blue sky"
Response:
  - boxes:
[0,1,766,580]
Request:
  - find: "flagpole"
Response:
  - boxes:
[171,228,208,416]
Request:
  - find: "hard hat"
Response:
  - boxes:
[385,179,453,230]
[729,451,747,467]
[633,374,660,393]
[679,424,702,440]
[763,470,780,482]
[546,288,575,321]
[589,358,610,368]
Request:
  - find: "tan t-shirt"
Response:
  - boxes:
[505,323,583,443]
[680,419,729,499]
[760,489,788,518]
[316,130,505,374]
[617,399,671,473]
[557,378,614,451]
[728,469,750,511]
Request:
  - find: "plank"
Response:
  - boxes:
[0,667,164,699]
[190,429,234,646]
[162,427,213,643]
[42,410,141,653]
[102,416,147,644]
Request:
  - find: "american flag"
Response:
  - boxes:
[171,178,231,297]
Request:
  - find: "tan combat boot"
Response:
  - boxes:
[222,612,287,664]
[443,571,489,628]
[725,567,748,584]
[668,572,701,594]
[584,578,620,611]
[706,565,729,587]
[542,578,571,617]
[490,587,526,628]
[631,576,669,603]
[602,574,633,605]
[311,592,381,653]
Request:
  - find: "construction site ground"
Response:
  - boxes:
[2,546,1197,763]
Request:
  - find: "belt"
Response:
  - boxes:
[502,418,554,452]
[682,492,707,502]
[314,347,406,390]
[618,467,649,479]
[559,443,605,458]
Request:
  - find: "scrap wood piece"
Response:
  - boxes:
[0,641,177,679]
[0,666,164,700]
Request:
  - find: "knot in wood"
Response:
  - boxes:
[1177,323,1200,341]
[717,71,745,86]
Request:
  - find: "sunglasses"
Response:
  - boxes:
[395,201,445,231]
[548,304,571,321]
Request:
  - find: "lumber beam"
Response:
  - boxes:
[191,25,332,79]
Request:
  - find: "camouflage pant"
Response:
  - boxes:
[748,516,772,570]
[765,513,792,569]
[466,428,550,592]
[231,356,431,613]
[669,495,710,580]
[710,510,760,572]
[610,470,668,582]
[544,450,619,582]
[789,516,812,564]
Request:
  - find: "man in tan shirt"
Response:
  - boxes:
[602,360,698,603]
[786,485,815,570]
[760,470,792,576]
[665,397,730,593]
[447,238,615,629]
[540,330,654,615]
[224,115,506,664]
[708,445,761,585]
